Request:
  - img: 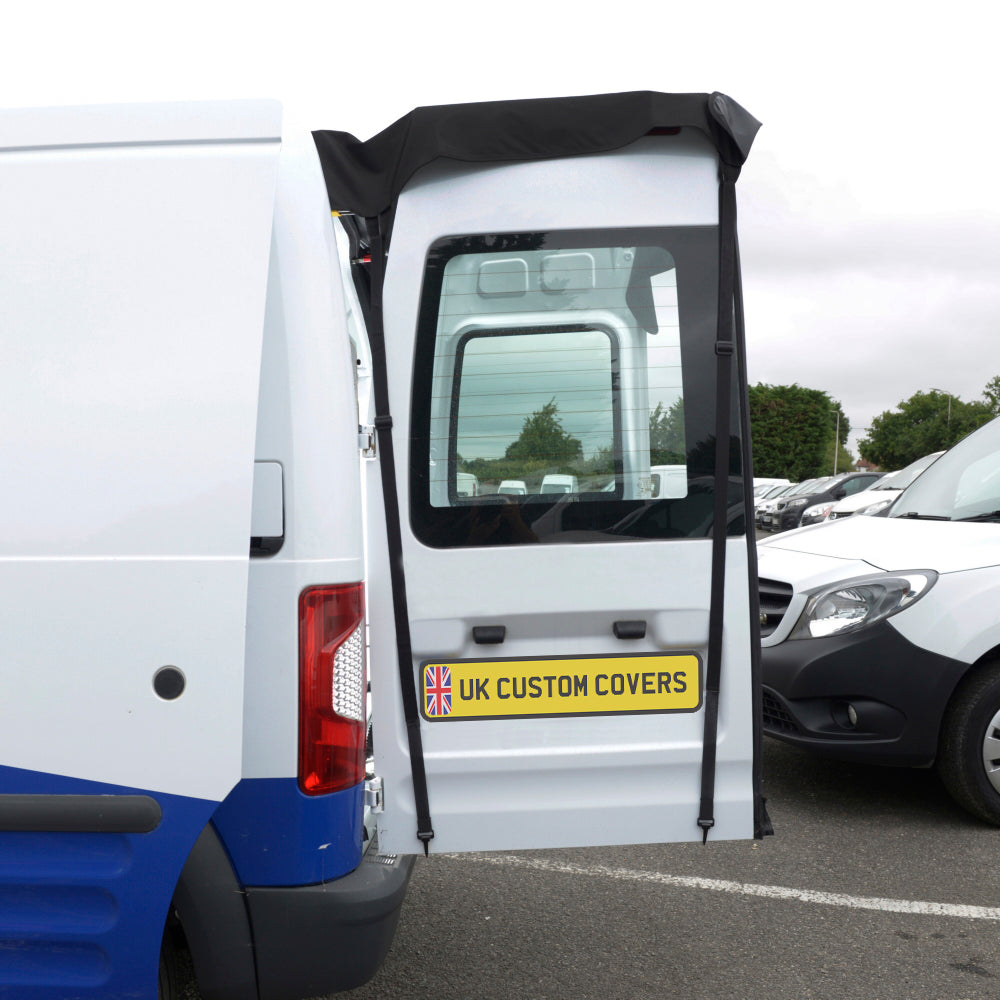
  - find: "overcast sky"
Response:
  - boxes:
[4,1,997,459]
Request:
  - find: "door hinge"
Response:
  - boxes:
[358,424,377,458]
[365,775,384,813]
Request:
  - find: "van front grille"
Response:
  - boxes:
[758,578,793,637]
[761,690,798,734]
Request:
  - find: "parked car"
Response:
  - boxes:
[755,481,809,529]
[799,472,887,526]
[768,472,881,532]
[760,477,833,531]
[757,417,1000,823]
[826,452,944,521]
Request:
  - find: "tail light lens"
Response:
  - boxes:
[298,583,366,795]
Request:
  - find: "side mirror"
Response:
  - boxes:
[832,487,846,499]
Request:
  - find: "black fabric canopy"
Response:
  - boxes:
[312,91,760,220]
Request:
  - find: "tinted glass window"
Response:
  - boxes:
[894,418,1000,521]
[447,327,617,505]
[410,228,742,546]
[842,476,876,497]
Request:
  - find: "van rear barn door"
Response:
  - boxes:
[314,93,764,854]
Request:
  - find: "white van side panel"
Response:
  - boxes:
[242,134,366,779]
[0,103,279,801]
[891,565,1000,667]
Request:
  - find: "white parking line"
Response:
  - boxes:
[450,853,1000,921]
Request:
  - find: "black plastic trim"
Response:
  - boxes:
[250,535,285,557]
[247,853,415,1000]
[0,793,161,832]
[613,620,646,639]
[761,620,971,765]
[473,625,506,644]
[173,823,258,1000]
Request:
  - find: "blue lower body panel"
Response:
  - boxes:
[0,764,215,999]
[211,777,364,886]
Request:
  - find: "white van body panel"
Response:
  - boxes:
[242,132,366,780]
[758,517,1000,661]
[0,100,281,150]
[886,564,1000,666]
[370,134,757,855]
[759,516,1000,575]
[0,102,280,801]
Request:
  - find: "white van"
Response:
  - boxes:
[498,480,527,495]
[456,472,479,497]
[0,91,765,998]
[540,473,579,494]
[651,464,688,499]
[757,418,1000,823]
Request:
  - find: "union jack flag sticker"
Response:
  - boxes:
[424,664,452,717]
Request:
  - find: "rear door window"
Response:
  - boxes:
[409,227,743,546]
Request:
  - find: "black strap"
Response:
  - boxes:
[365,214,434,855]
[698,163,739,843]
[733,243,774,840]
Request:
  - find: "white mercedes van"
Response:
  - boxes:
[757,417,1000,823]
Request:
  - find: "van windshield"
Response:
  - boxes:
[892,420,1000,521]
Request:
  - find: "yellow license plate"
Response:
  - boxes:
[420,653,702,721]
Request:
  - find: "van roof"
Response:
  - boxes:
[0,100,281,152]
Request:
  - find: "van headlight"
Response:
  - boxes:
[787,571,938,640]
[856,497,894,516]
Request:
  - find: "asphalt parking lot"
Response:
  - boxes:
[336,738,1000,1000]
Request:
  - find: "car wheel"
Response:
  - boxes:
[938,662,1000,825]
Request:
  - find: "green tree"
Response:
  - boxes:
[982,376,1000,416]
[505,399,582,465]
[649,399,686,465]
[859,390,992,468]
[748,384,849,481]
[577,445,615,478]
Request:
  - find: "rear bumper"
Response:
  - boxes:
[247,849,414,1000]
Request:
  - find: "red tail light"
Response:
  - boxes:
[298,583,367,795]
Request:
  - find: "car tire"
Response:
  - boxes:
[158,922,180,1000]
[938,662,1000,825]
